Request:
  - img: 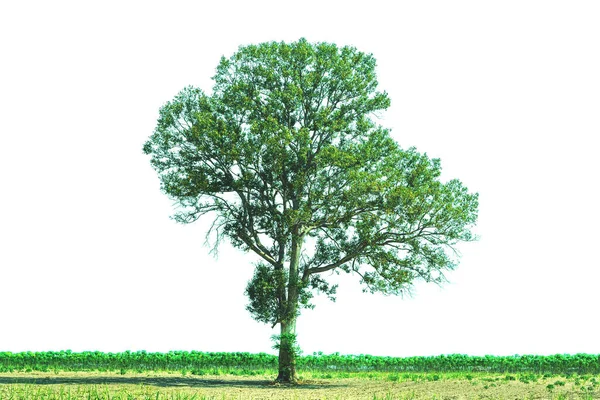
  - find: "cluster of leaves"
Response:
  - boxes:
[1,351,599,375]
[245,263,337,326]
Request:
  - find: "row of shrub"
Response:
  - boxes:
[1,351,599,375]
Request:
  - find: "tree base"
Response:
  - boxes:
[275,372,299,385]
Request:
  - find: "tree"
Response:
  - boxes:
[143,38,478,383]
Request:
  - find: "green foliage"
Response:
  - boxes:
[271,333,302,359]
[2,351,600,375]
[143,39,479,332]
[245,263,287,325]
[387,373,400,381]
[245,262,338,326]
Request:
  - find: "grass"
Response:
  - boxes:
[1,370,599,399]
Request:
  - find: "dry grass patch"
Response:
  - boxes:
[0,371,598,399]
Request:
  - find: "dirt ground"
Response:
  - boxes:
[1,371,598,399]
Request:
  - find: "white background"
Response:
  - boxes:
[1,1,599,357]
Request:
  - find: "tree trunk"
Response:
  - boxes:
[276,319,298,383]
[276,229,302,384]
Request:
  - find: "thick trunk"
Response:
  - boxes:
[276,229,303,384]
[276,319,298,383]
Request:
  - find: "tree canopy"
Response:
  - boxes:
[143,38,478,383]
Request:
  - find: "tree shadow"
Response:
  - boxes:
[0,375,347,390]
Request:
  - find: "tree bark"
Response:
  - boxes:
[276,319,298,383]
[276,229,302,384]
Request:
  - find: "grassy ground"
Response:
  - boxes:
[0,370,598,399]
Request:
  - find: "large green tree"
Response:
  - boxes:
[143,38,478,383]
